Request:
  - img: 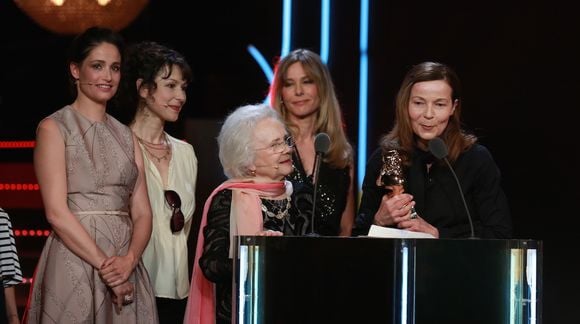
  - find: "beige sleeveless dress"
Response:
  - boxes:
[24,105,158,323]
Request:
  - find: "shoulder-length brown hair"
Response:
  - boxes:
[381,61,476,164]
[269,48,352,169]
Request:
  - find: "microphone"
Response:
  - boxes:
[307,133,331,236]
[312,133,330,184]
[428,137,476,239]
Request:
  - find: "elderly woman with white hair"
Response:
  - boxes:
[184,103,295,324]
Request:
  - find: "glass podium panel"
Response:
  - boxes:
[234,237,542,324]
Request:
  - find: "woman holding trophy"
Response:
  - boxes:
[355,62,512,239]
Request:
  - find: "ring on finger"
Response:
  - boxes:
[410,210,418,219]
[123,294,134,304]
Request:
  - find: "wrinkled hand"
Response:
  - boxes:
[395,214,439,238]
[256,229,283,236]
[99,255,135,288]
[373,193,415,226]
[110,281,134,313]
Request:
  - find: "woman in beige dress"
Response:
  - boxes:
[23,27,158,323]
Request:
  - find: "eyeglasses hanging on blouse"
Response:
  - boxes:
[164,190,184,233]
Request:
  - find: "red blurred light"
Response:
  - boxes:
[0,183,40,191]
[0,141,35,149]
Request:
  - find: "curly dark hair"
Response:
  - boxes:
[115,41,192,124]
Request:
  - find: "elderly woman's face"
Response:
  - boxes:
[250,118,294,181]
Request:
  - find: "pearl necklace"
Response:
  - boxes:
[261,196,292,220]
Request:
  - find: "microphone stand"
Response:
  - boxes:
[442,157,476,239]
[306,132,330,237]
[306,153,323,237]
[428,137,476,239]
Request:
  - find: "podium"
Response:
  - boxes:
[233,236,541,324]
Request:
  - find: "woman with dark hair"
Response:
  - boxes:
[24,27,158,323]
[119,41,197,323]
[355,61,512,239]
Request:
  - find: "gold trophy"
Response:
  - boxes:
[376,149,418,219]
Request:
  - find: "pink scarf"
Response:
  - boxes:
[183,179,289,324]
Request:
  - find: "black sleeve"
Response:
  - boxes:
[199,189,233,283]
[353,147,389,236]
[471,146,512,239]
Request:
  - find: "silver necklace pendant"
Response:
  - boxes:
[261,197,292,220]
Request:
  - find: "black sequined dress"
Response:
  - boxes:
[287,148,350,236]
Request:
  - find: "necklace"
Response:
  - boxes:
[261,196,292,220]
[137,135,169,148]
[142,146,171,163]
[137,135,171,163]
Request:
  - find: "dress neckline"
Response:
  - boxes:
[293,145,315,182]
[68,105,108,124]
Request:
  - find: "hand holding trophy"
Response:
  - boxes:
[376,149,418,219]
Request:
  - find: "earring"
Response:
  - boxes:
[250,169,256,177]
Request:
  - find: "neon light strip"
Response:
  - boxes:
[13,229,51,237]
[320,0,330,63]
[0,183,40,191]
[253,247,260,324]
[281,0,292,57]
[526,249,537,324]
[239,246,248,324]
[357,0,369,191]
[247,45,274,83]
[0,141,35,149]
[509,248,520,324]
[401,244,409,324]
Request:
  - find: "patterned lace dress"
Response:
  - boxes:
[24,105,158,323]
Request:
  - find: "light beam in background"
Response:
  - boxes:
[247,0,293,104]
[320,0,330,63]
[247,45,274,83]
[281,0,292,57]
[358,0,370,192]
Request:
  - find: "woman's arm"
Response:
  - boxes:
[353,148,388,235]
[4,286,19,324]
[199,190,233,283]
[472,146,512,238]
[34,118,108,268]
[100,134,153,286]
[339,165,355,236]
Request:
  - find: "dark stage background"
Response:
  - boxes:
[1,0,578,322]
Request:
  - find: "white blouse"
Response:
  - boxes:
[139,133,197,299]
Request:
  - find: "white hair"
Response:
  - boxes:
[218,103,284,178]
